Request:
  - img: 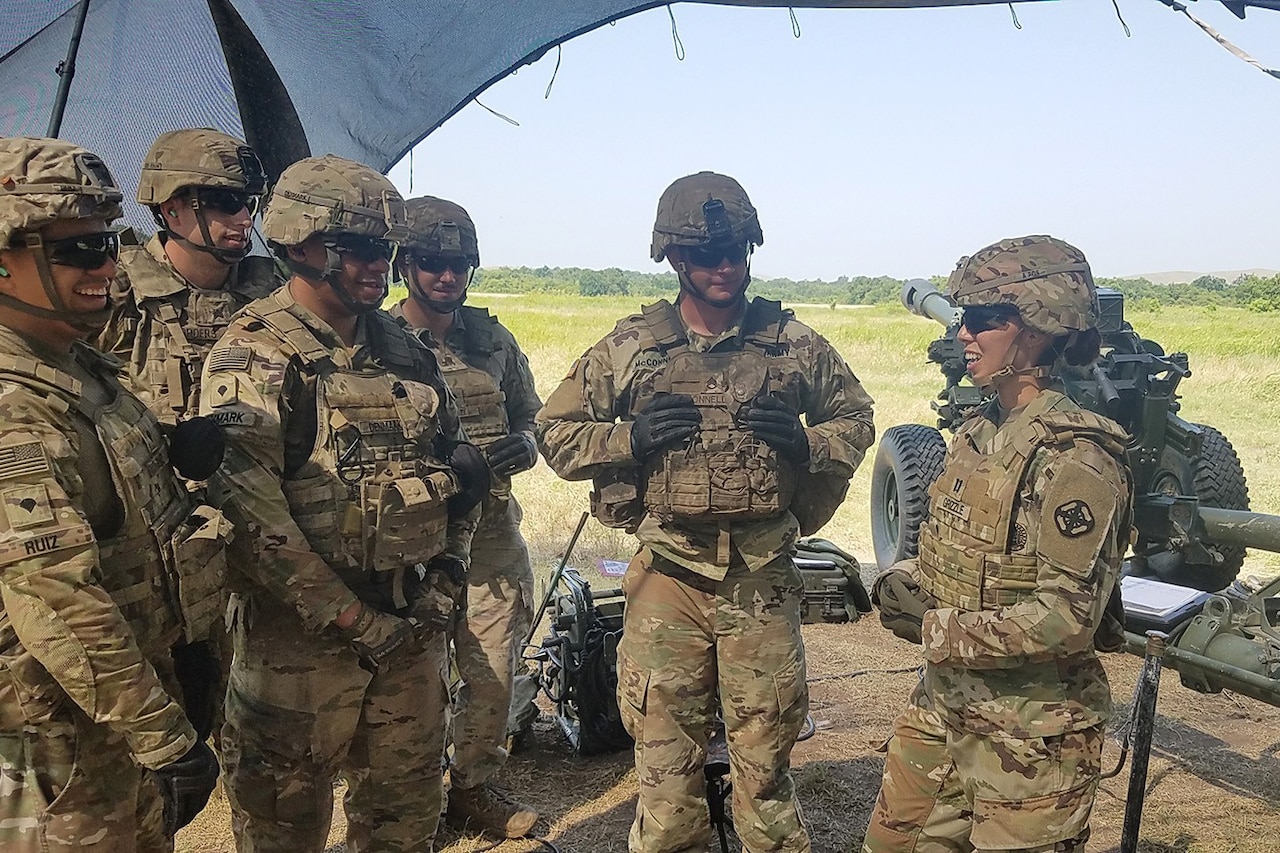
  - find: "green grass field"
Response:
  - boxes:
[403,289,1280,578]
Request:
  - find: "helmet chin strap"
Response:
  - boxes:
[156,203,250,265]
[0,246,111,333]
[978,331,1052,392]
[286,247,384,315]
[675,252,752,310]
[407,268,473,314]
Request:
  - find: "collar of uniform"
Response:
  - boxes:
[0,322,79,374]
[967,386,1071,449]
[273,284,370,364]
[675,295,750,353]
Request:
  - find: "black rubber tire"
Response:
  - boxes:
[1146,424,1250,591]
[870,424,949,571]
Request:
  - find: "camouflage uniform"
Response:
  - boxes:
[0,138,223,851]
[100,233,278,424]
[538,241,874,852]
[865,237,1133,853]
[202,156,477,853]
[391,300,542,787]
[96,129,276,746]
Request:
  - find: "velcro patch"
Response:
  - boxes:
[205,375,240,408]
[0,525,95,566]
[207,346,253,373]
[2,484,54,529]
[0,441,50,481]
[1037,460,1118,578]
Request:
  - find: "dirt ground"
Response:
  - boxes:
[177,614,1280,853]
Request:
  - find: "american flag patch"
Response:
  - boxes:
[207,346,252,373]
[0,441,50,481]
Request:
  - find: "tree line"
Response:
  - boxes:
[473,265,1280,312]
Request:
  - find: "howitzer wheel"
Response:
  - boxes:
[870,424,948,571]
[1147,424,1250,591]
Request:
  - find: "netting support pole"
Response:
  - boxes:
[47,0,92,138]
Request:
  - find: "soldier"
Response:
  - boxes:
[200,155,487,852]
[536,172,875,853]
[864,236,1134,853]
[0,137,222,850]
[98,127,279,744]
[390,196,541,838]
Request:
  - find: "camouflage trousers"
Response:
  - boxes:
[863,689,1104,852]
[450,511,535,789]
[617,549,811,853]
[0,709,170,851]
[221,595,450,853]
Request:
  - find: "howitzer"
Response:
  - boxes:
[871,278,1280,710]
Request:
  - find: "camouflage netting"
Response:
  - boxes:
[2,1,1034,235]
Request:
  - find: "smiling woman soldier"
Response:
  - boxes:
[865,235,1135,853]
[0,137,223,851]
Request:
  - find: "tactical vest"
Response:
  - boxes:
[0,346,231,648]
[247,304,458,601]
[918,409,1129,612]
[435,308,509,450]
[119,242,277,423]
[635,299,799,524]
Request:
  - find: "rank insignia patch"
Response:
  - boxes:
[1054,500,1095,537]
[2,484,53,529]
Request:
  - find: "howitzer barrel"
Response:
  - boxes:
[1124,630,1280,707]
[1199,506,1280,553]
[901,278,962,328]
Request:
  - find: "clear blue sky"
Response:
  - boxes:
[385,2,1280,282]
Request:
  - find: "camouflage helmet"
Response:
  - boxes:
[136,128,266,204]
[651,171,763,262]
[260,154,408,247]
[947,235,1098,336]
[0,137,122,247]
[402,196,479,265]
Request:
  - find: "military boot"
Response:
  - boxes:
[446,783,539,838]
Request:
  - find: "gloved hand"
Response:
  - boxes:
[486,433,539,478]
[744,395,809,464]
[872,569,937,645]
[336,605,420,675]
[169,416,226,481]
[630,393,701,461]
[151,740,219,837]
[447,442,490,519]
[413,555,468,633]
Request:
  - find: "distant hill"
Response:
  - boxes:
[1117,269,1279,285]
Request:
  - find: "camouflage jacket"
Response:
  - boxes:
[99,233,280,425]
[536,296,874,579]
[391,301,543,527]
[914,389,1133,736]
[200,286,477,631]
[0,326,196,769]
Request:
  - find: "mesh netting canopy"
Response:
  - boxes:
[2,0,1028,231]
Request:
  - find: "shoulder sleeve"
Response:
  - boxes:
[0,384,195,768]
[535,328,635,482]
[790,325,876,477]
[200,323,360,630]
[922,439,1131,668]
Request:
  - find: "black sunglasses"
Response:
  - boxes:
[413,254,472,277]
[684,241,750,269]
[195,187,258,217]
[327,235,397,264]
[42,231,120,270]
[960,305,1019,334]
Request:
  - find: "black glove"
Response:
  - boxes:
[872,570,937,645]
[447,442,490,519]
[486,433,538,478]
[744,395,809,464]
[630,393,702,461]
[413,555,468,633]
[151,740,219,837]
[336,605,420,675]
[169,416,226,481]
